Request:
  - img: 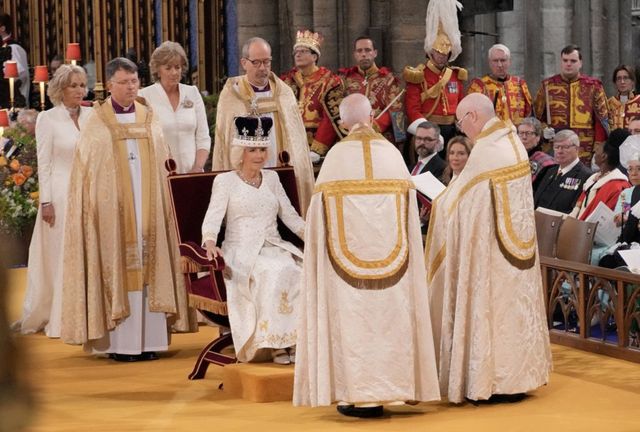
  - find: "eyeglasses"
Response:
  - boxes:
[455,112,471,130]
[616,76,632,82]
[244,58,272,67]
[553,144,576,151]
[293,48,312,56]
[415,136,439,143]
[517,131,537,137]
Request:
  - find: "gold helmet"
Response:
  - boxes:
[424,0,463,61]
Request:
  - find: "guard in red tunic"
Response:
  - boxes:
[467,43,532,125]
[533,44,609,165]
[403,2,466,150]
[313,36,404,148]
[280,30,341,161]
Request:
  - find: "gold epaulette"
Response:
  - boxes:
[452,66,468,81]
[402,64,425,84]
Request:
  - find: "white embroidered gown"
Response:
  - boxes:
[19,105,90,337]
[201,169,305,362]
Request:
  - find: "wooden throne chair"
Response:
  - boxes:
[165,155,303,380]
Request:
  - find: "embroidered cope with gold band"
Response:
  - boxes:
[315,129,413,282]
[425,122,537,283]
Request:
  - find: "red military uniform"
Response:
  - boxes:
[608,92,640,130]
[533,74,609,164]
[404,60,467,134]
[280,66,340,156]
[314,65,403,147]
[467,75,532,124]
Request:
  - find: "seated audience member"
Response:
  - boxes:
[440,135,471,185]
[410,121,446,178]
[571,129,631,220]
[599,154,640,268]
[628,118,640,136]
[202,116,304,365]
[518,117,555,182]
[534,129,592,213]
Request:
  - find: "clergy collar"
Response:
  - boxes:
[250,82,271,93]
[111,98,135,114]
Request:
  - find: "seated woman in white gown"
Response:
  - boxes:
[202,116,305,365]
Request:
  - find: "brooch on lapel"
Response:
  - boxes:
[182,98,194,109]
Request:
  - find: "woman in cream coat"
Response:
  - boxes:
[18,65,91,337]
[139,41,210,173]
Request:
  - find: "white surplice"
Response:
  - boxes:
[201,170,305,362]
[293,125,441,407]
[426,117,552,403]
[138,83,210,173]
[84,110,168,355]
[19,105,90,337]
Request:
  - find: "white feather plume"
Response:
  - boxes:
[424,0,463,61]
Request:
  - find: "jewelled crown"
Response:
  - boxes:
[232,116,273,147]
[294,29,323,57]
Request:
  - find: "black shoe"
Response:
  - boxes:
[489,393,526,403]
[336,404,384,418]
[109,353,144,362]
[141,351,159,361]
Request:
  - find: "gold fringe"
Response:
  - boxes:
[188,294,228,315]
[180,256,205,274]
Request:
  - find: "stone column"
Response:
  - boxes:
[388,0,426,74]
[589,0,606,81]
[541,0,573,78]
[370,0,390,67]
[236,0,280,72]
[572,0,591,73]
[313,0,339,70]
[279,0,314,71]
[523,0,543,96]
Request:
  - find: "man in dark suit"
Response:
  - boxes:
[534,129,592,213]
[411,121,446,180]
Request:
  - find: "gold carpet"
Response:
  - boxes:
[6,268,640,432]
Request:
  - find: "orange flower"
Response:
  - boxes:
[12,173,26,186]
[9,159,20,172]
[0,156,7,167]
[29,191,39,200]
[20,165,33,178]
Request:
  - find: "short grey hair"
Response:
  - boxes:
[229,145,270,170]
[241,37,271,58]
[47,64,87,106]
[416,120,440,136]
[553,129,580,147]
[339,93,371,127]
[488,43,511,59]
[149,41,188,82]
[518,117,542,136]
[105,57,138,82]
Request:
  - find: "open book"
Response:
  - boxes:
[412,171,446,201]
[585,201,619,246]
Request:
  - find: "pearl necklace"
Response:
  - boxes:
[237,170,262,188]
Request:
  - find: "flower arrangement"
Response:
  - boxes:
[0,123,38,236]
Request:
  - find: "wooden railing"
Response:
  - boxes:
[541,256,640,363]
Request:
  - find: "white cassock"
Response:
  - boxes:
[293,124,441,407]
[84,110,168,355]
[426,117,552,403]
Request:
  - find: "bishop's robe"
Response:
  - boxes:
[294,124,440,407]
[425,117,552,403]
[213,72,314,216]
[60,98,195,347]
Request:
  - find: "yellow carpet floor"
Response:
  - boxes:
[6,268,640,432]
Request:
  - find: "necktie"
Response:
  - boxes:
[411,161,423,175]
